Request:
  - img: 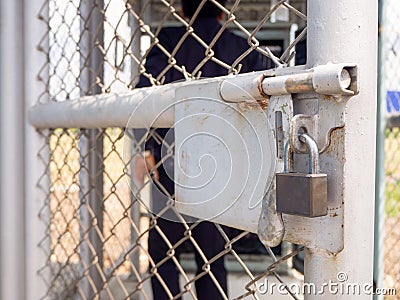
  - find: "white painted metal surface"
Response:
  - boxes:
[29,64,353,129]
[24,0,50,299]
[260,64,356,96]
[28,85,176,129]
[28,72,268,129]
[1,0,49,299]
[28,60,364,242]
[0,1,26,299]
[174,80,279,232]
[303,0,377,299]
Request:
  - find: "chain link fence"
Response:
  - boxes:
[383,126,400,295]
[379,0,400,296]
[36,0,308,299]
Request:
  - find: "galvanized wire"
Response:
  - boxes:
[383,128,400,293]
[37,0,307,299]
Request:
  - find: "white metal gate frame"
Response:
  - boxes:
[0,0,377,299]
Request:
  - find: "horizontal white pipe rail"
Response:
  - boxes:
[28,64,355,129]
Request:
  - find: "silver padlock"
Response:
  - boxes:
[276,133,328,217]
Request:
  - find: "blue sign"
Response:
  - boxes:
[387,91,400,113]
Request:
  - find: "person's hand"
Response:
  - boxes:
[134,152,159,186]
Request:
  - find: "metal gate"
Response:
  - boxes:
[0,0,377,299]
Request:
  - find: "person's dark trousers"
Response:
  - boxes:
[148,218,228,300]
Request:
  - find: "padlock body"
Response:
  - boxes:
[276,173,328,217]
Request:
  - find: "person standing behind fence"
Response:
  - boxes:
[136,1,265,299]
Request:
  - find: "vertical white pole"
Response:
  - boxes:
[374,0,386,297]
[79,1,105,298]
[0,0,26,299]
[129,0,141,87]
[24,0,50,298]
[305,0,377,299]
[128,2,142,299]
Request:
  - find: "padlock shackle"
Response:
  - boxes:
[299,133,320,174]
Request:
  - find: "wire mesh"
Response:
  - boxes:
[384,128,400,294]
[380,0,400,295]
[37,0,308,299]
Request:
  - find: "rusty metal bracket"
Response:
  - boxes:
[290,93,347,153]
[259,63,359,153]
[256,63,359,254]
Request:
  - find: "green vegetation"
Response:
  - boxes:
[385,127,400,217]
[386,181,400,217]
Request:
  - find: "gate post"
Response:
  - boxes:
[305,0,377,298]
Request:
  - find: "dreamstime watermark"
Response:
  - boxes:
[257,272,397,296]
